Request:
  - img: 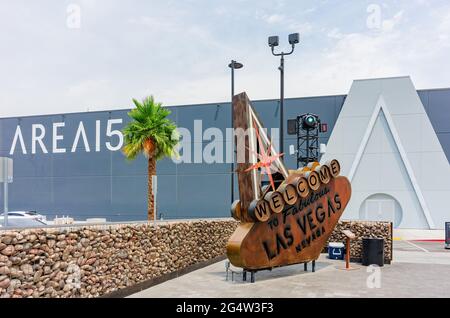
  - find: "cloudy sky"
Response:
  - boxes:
[1,0,449,117]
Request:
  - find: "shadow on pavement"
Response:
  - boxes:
[207,259,335,284]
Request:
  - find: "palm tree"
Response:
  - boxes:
[122,96,179,221]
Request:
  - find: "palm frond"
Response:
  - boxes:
[122,95,179,162]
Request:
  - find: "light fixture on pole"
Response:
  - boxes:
[228,60,244,97]
[268,33,300,156]
[228,60,244,204]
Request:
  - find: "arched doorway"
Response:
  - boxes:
[359,193,403,227]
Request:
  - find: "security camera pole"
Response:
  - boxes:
[268,33,300,156]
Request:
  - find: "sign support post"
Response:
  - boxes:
[1,157,13,228]
[345,237,350,269]
[342,230,356,270]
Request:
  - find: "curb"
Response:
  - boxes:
[100,255,227,298]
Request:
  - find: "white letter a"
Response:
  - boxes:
[71,122,90,152]
[9,125,27,155]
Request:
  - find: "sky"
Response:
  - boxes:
[0,0,450,117]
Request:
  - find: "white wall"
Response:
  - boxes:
[322,77,450,229]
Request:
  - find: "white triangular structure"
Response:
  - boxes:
[348,96,434,228]
[321,77,450,229]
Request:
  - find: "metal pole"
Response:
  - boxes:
[3,159,8,227]
[306,128,310,165]
[346,237,350,269]
[231,60,235,204]
[231,60,235,97]
[279,54,284,155]
[296,116,301,169]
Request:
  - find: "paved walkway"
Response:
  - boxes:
[129,241,450,298]
[393,228,445,241]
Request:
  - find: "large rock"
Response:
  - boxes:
[33,269,43,283]
[0,266,10,275]
[7,279,21,293]
[21,264,34,275]
[1,246,15,256]
[0,278,10,289]
[1,236,13,245]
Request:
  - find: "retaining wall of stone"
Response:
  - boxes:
[326,220,393,263]
[0,218,392,298]
[0,220,238,298]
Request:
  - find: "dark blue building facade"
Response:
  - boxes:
[0,88,449,221]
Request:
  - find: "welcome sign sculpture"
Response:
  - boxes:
[227,93,352,275]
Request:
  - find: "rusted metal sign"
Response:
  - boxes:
[227,92,352,271]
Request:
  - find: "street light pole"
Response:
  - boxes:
[269,33,300,156]
[228,60,243,204]
[3,160,7,227]
[279,54,285,154]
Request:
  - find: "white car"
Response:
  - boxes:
[0,216,48,228]
[0,211,47,226]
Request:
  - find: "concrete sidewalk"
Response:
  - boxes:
[393,228,445,241]
[129,241,450,298]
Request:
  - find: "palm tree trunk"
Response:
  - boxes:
[148,158,156,221]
